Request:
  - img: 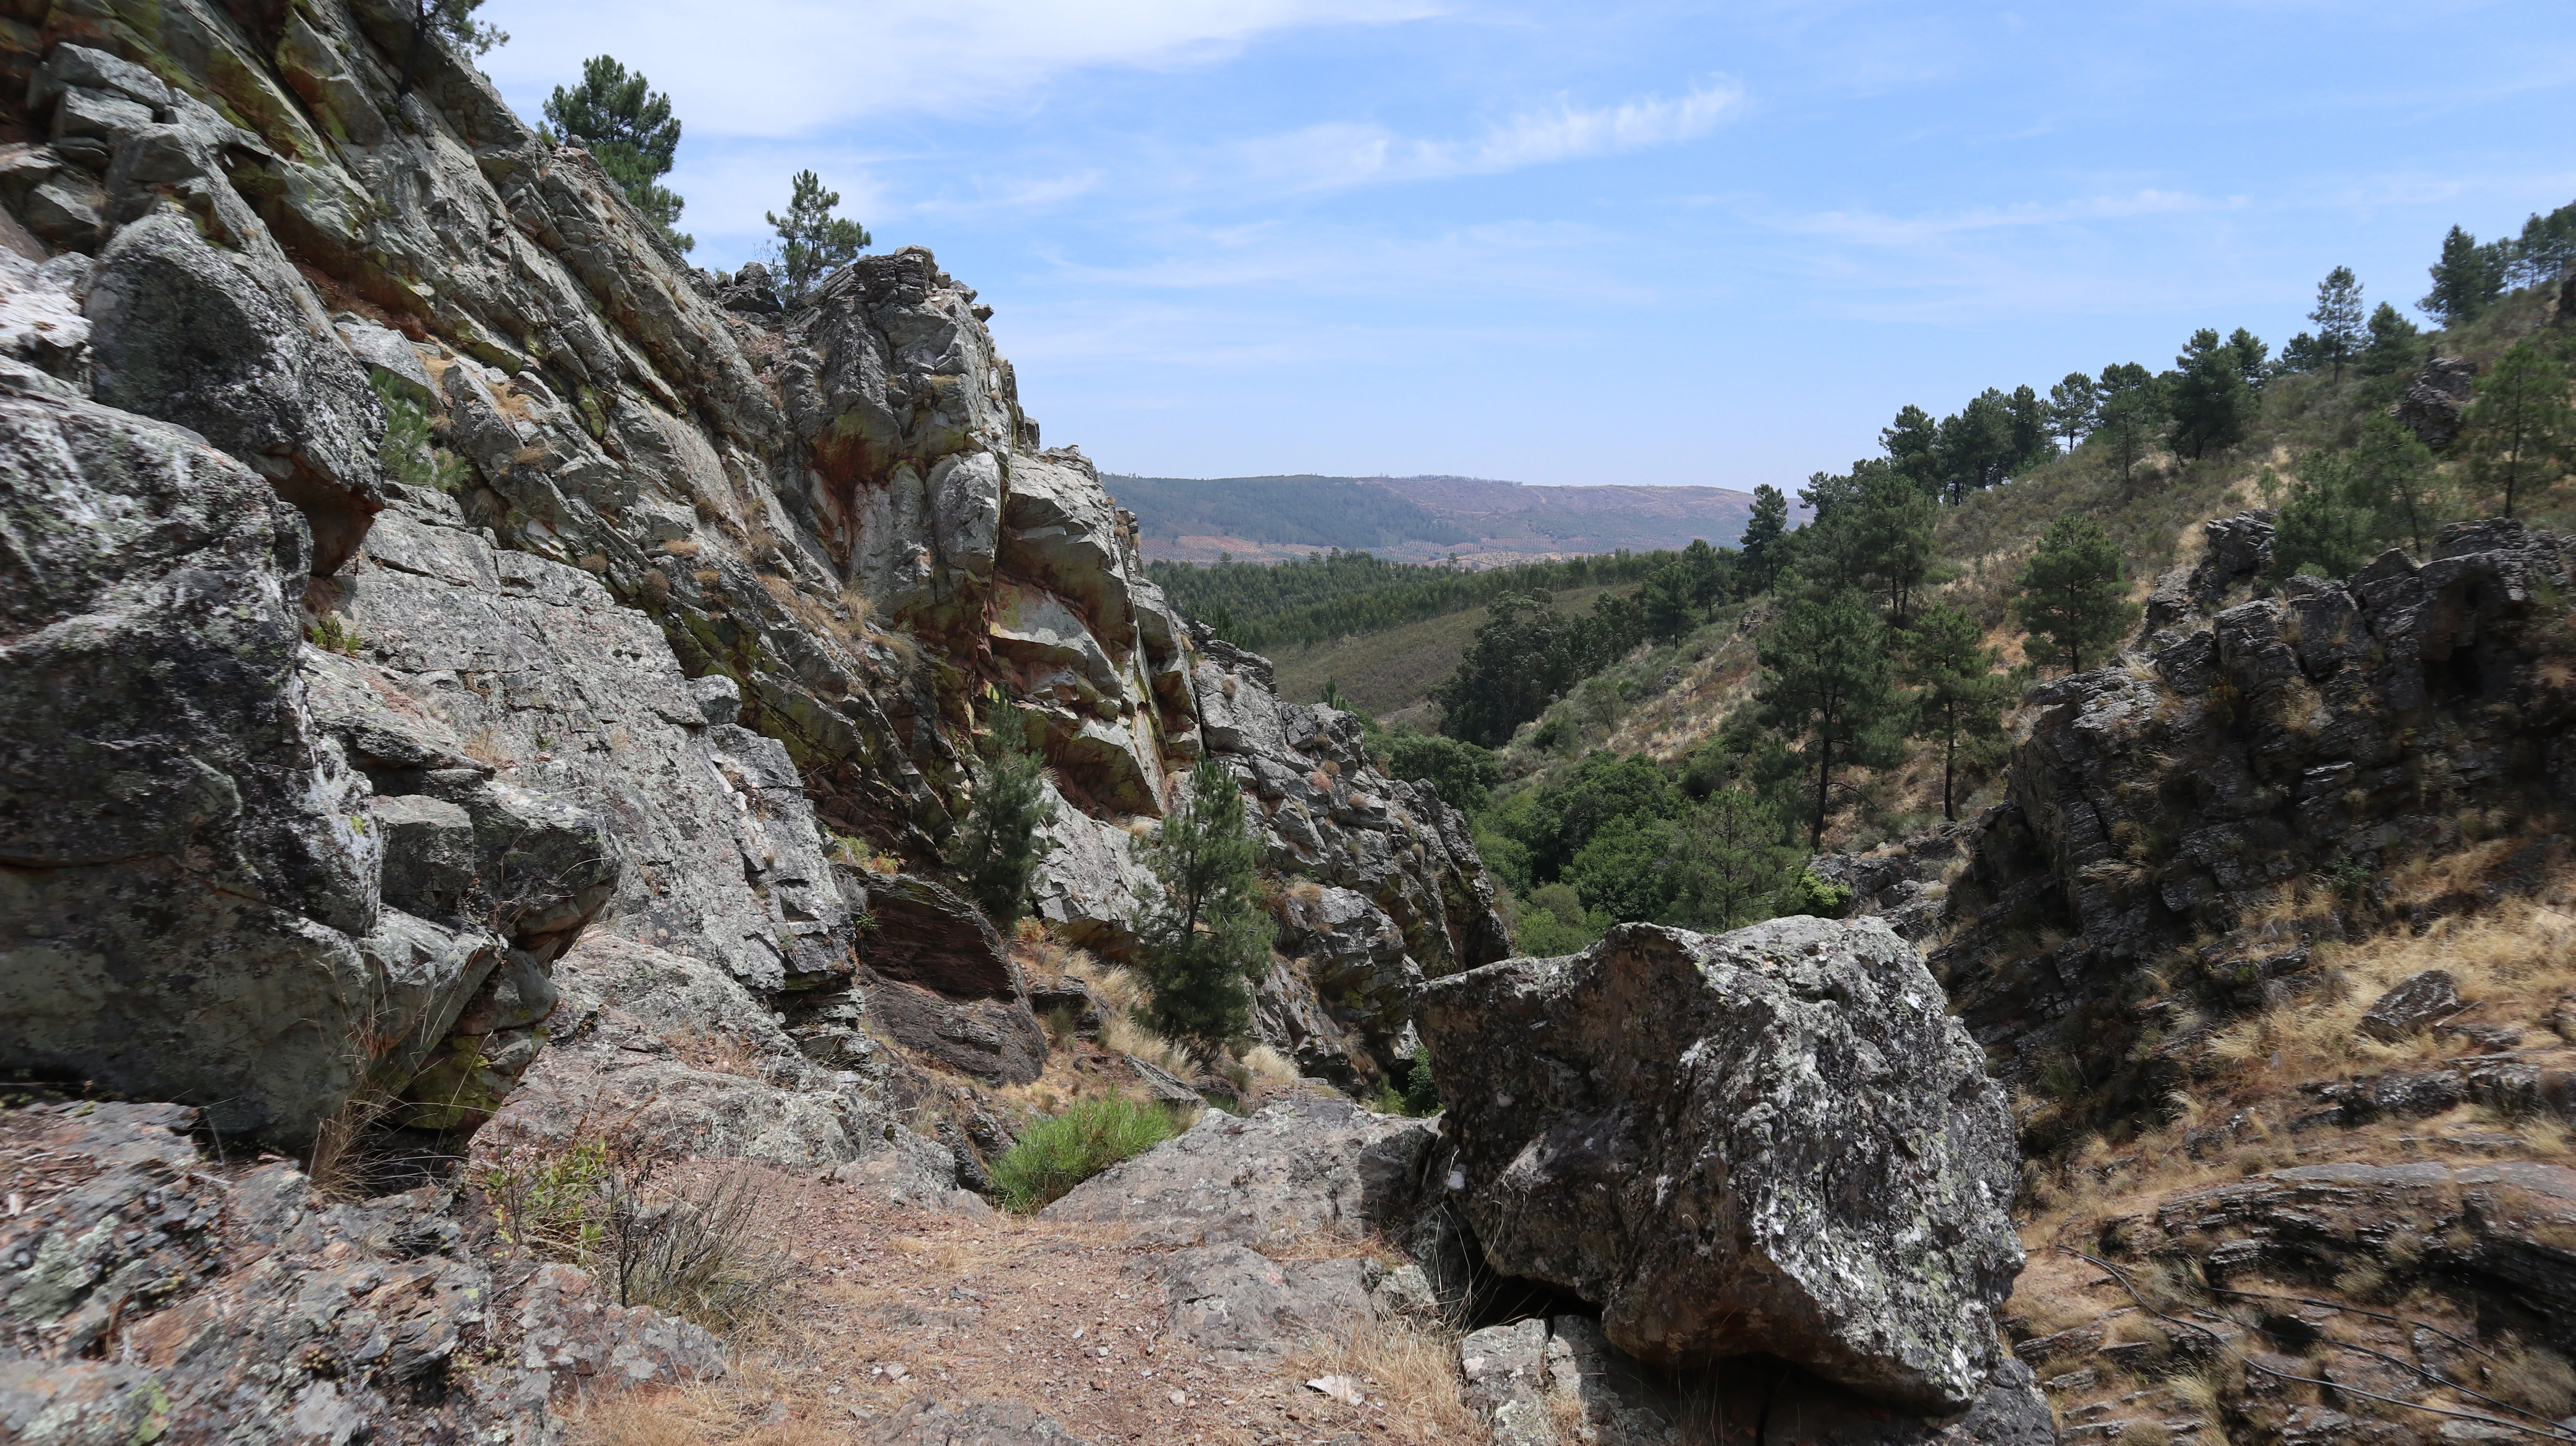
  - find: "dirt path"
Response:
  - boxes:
[567,1163,1459,1446]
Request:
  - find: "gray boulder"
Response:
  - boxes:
[1129,1244,1384,1366]
[2359,968,2464,1041]
[0,380,381,1144]
[0,1100,724,1442]
[1416,917,2024,1414]
[86,211,384,573]
[2393,355,2479,449]
[1040,1097,1438,1248]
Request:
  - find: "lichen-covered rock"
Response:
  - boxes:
[0,373,422,1145]
[87,209,384,572]
[1129,1244,1386,1366]
[1040,1097,1437,1248]
[0,1100,722,1444]
[2392,355,2479,449]
[1416,917,2024,1413]
[1941,519,2576,1095]
[2360,969,2464,1041]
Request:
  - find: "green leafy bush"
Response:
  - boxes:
[990,1097,1181,1213]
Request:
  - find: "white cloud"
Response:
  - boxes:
[1238,80,1745,191]
[1787,190,2222,247]
[483,0,1445,138]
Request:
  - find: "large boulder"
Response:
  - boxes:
[1416,917,2024,1414]
[1041,1097,1438,1248]
[0,1100,723,1441]
[86,211,384,573]
[0,377,381,1143]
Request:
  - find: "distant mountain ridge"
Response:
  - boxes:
[1104,472,1758,566]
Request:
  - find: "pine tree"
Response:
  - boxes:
[545,56,692,253]
[2460,341,2573,519]
[2514,202,2576,287]
[2350,413,2444,553]
[1133,759,1273,1057]
[767,171,872,300]
[2048,372,2097,452]
[1668,788,1800,931]
[2010,516,2138,673]
[2361,302,2423,377]
[1839,469,1939,626]
[397,0,504,96]
[1739,484,1790,595]
[2420,225,2507,328]
[2272,453,2386,582]
[1755,588,1897,848]
[2167,328,2257,459]
[2309,266,2365,380]
[1900,605,2009,822]
[1880,404,1941,485]
[942,698,1055,931]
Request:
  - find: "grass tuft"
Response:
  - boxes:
[988,1097,1182,1213]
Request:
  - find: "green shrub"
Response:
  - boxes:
[1778,870,1852,918]
[372,375,468,494]
[990,1097,1181,1212]
[1400,1043,1442,1116]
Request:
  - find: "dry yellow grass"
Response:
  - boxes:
[1285,1316,1486,1445]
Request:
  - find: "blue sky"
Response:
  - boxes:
[481,2,2576,492]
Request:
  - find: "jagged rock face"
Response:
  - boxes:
[0,0,1504,1159]
[0,359,570,1146]
[1416,918,2025,1414]
[2392,355,2479,449]
[2144,1161,2576,1349]
[1943,520,2576,1086]
[0,1101,724,1444]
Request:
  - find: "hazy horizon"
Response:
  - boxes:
[482,1,2576,496]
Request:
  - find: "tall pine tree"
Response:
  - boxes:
[1738,484,1790,595]
[545,56,691,253]
[942,698,1055,931]
[1755,588,1897,848]
[2010,517,2138,673]
[2419,225,2507,328]
[2461,341,2573,519]
[2047,372,2097,452]
[1900,605,2009,822]
[1133,759,1272,1057]
[2309,266,2364,380]
[2167,328,2258,459]
[767,171,872,300]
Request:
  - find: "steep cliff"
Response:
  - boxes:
[0,0,1507,1171]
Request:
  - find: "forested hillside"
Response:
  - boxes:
[1340,199,2576,954]
[1147,547,1677,651]
[1107,470,1755,564]
[1106,474,1469,551]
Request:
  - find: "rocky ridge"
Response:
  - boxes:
[0,4,1505,1437]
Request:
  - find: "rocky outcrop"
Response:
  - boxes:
[1941,519,2576,1096]
[0,3,1513,1432]
[1810,820,1975,940]
[1462,1316,2053,1446]
[1041,1097,1439,1248]
[2392,355,2479,449]
[0,1100,723,1444]
[0,341,617,1146]
[2144,509,2277,639]
[0,0,1503,1149]
[1417,917,2026,1415]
